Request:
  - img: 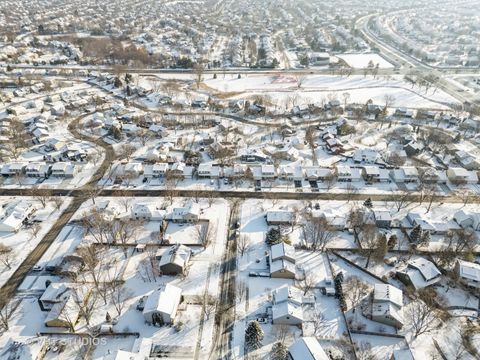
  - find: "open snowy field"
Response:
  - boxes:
[336,53,395,69]
[202,74,458,109]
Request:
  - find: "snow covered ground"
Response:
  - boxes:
[336,53,395,69]
[202,74,458,109]
[0,197,71,287]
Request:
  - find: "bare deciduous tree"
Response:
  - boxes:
[406,300,439,338]
[0,244,14,269]
[193,64,204,89]
[302,216,335,251]
[195,222,216,247]
[344,276,369,313]
[237,234,250,256]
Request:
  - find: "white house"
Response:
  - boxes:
[143,284,182,325]
[271,286,304,325]
[0,162,27,177]
[446,167,478,184]
[288,337,329,360]
[453,210,480,231]
[260,164,276,179]
[271,242,296,263]
[353,148,379,163]
[390,167,419,183]
[397,258,441,290]
[171,201,200,223]
[39,282,72,311]
[122,162,143,178]
[336,166,361,182]
[266,210,294,225]
[371,284,404,328]
[25,162,51,178]
[50,162,76,178]
[197,163,220,178]
[454,260,480,289]
[0,201,35,232]
[131,203,165,221]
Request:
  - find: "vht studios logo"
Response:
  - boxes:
[57,337,108,346]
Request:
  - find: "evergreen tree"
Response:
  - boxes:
[245,320,264,350]
[114,76,122,88]
[266,227,282,245]
[270,342,288,360]
[387,234,398,250]
[363,198,373,209]
[410,225,422,244]
[419,231,430,247]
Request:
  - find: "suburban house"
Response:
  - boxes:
[122,162,143,178]
[144,163,168,178]
[271,242,296,263]
[39,282,72,311]
[454,260,480,289]
[396,258,441,290]
[361,166,390,183]
[143,284,182,325]
[373,209,393,228]
[404,141,424,156]
[131,203,165,221]
[0,201,35,232]
[406,212,436,233]
[260,164,276,180]
[0,162,27,177]
[353,148,379,163]
[197,163,220,178]
[453,210,480,230]
[418,168,448,184]
[446,167,478,184]
[288,337,329,360]
[171,201,200,223]
[336,165,361,182]
[158,244,192,275]
[25,162,51,178]
[271,285,304,325]
[266,210,294,225]
[390,167,419,183]
[50,162,76,178]
[44,294,80,328]
[325,138,344,154]
[311,209,346,230]
[304,167,333,181]
[371,284,404,328]
[270,242,296,279]
[152,163,169,177]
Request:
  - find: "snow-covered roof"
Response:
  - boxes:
[270,258,296,275]
[266,210,294,224]
[271,242,296,262]
[272,285,303,305]
[143,283,182,318]
[272,300,303,322]
[40,282,71,303]
[409,258,441,282]
[288,337,329,360]
[159,244,191,269]
[373,284,403,308]
[456,260,480,282]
